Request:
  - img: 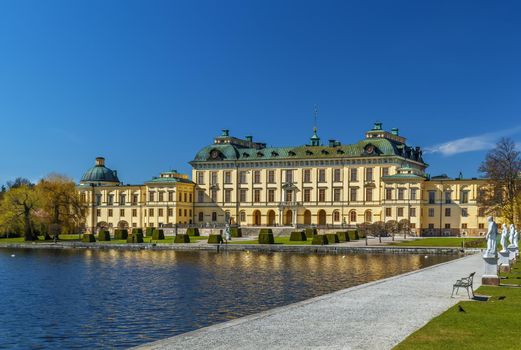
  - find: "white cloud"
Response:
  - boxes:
[425,127,521,156]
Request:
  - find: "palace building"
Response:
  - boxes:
[78,123,488,236]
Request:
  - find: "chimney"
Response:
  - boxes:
[245,135,253,142]
[373,122,383,130]
[221,129,230,137]
[391,128,399,136]
[95,157,105,166]
[328,139,336,147]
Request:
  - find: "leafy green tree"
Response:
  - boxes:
[0,183,40,241]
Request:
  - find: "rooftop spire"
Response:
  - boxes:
[310,105,320,146]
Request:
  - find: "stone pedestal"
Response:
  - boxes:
[508,246,517,262]
[482,256,500,286]
[499,251,511,273]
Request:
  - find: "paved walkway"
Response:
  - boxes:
[134,253,483,350]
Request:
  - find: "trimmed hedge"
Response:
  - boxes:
[132,228,143,235]
[82,234,96,243]
[258,232,275,244]
[312,235,328,245]
[98,230,111,241]
[186,228,200,236]
[326,233,340,244]
[337,231,350,242]
[305,228,318,237]
[114,229,128,240]
[347,230,360,241]
[290,231,307,241]
[208,234,224,244]
[145,227,155,237]
[230,227,242,238]
[174,234,190,243]
[127,232,144,243]
[152,229,165,240]
[259,228,273,234]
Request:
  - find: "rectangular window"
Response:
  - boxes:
[254,189,261,203]
[184,209,187,217]
[158,191,164,202]
[350,168,357,182]
[382,167,389,177]
[183,193,187,202]
[318,169,326,183]
[318,189,326,202]
[210,171,218,185]
[462,223,468,229]
[365,168,373,181]
[224,189,232,203]
[168,191,174,201]
[428,208,435,217]
[385,188,392,200]
[253,170,261,184]
[304,188,311,202]
[462,208,468,217]
[212,212,217,222]
[479,223,485,229]
[461,191,469,204]
[445,208,451,217]
[410,223,416,229]
[179,209,182,216]
[350,188,357,201]
[211,189,217,202]
[398,188,405,200]
[132,209,137,217]
[80,193,86,203]
[397,207,404,217]
[189,193,192,202]
[268,189,275,202]
[333,188,341,202]
[239,171,247,184]
[149,191,155,202]
[285,169,293,183]
[303,169,311,183]
[285,190,293,202]
[120,209,125,216]
[445,191,452,204]
[478,208,485,217]
[196,171,204,184]
[385,207,392,216]
[197,190,205,203]
[108,194,114,205]
[119,194,126,205]
[96,209,101,217]
[95,194,102,206]
[410,189,417,200]
[158,208,164,217]
[267,170,275,184]
[410,208,416,217]
[445,223,451,229]
[428,191,435,204]
[149,208,154,216]
[224,171,232,184]
[240,189,247,202]
[167,208,173,216]
[428,223,434,229]
[365,188,373,201]
[132,194,138,205]
[333,169,341,182]
[108,209,113,217]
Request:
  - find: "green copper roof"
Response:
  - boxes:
[145,177,194,184]
[80,165,120,184]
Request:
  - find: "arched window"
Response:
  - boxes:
[333,210,340,222]
[240,211,246,222]
[350,210,357,223]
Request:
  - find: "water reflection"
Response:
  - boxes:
[0,249,455,349]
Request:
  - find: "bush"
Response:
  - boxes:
[348,230,360,240]
[174,234,190,243]
[326,233,339,244]
[230,227,242,237]
[98,230,111,241]
[290,231,307,241]
[259,228,273,234]
[114,229,129,240]
[127,232,144,243]
[186,227,200,236]
[208,234,224,244]
[337,231,350,242]
[305,228,318,237]
[258,232,275,244]
[312,235,328,245]
[152,229,165,240]
[82,234,96,243]
[145,227,155,237]
[132,228,143,235]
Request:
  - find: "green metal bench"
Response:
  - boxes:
[451,272,475,298]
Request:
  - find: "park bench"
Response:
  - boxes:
[451,272,475,298]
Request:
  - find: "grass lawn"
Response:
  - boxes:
[396,259,521,350]
[390,237,485,248]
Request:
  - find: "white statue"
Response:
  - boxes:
[508,224,516,248]
[500,224,509,252]
[483,216,498,258]
[514,226,519,249]
[224,223,231,242]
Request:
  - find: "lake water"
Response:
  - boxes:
[0,249,456,349]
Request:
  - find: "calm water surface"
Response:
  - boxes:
[0,249,456,349]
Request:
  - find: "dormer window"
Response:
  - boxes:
[257,151,264,157]
[306,150,313,155]
[271,151,279,157]
[288,151,296,156]
[321,149,329,155]
[242,152,250,158]
[336,149,344,154]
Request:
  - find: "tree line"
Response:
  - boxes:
[0,174,86,241]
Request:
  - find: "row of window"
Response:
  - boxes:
[87,191,193,206]
[427,190,471,204]
[427,223,485,230]
[428,207,469,217]
[384,207,417,217]
[197,167,387,185]
[96,208,192,218]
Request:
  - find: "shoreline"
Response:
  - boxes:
[0,241,479,255]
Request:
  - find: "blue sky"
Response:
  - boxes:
[0,0,520,185]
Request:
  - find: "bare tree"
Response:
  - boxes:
[385,220,399,241]
[399,219,411,238]
[478,138,521,225]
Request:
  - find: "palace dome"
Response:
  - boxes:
[80,157,120,185]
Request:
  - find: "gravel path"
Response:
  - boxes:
[133,253,483,350]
